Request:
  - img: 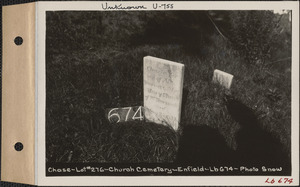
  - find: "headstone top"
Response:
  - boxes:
[212,69,234,89]
[144,56,184,67]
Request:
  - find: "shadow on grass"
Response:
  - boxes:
[177,125,235,165]
[224,94,290,169]
[177,95,290,171]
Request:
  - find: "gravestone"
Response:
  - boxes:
[143,56,184,131]
[212,69,234,89]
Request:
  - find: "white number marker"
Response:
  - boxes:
[132,106,144,121]
[107,108,121,123]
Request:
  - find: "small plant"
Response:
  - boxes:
[265,88,282,102]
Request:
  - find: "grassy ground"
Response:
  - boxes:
[46,11,291,164]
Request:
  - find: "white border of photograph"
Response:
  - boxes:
[36,1,299,186]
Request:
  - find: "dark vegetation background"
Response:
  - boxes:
[46,11,291,166]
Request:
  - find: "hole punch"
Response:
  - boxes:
[14,36,23,45]
[14,142,24,151]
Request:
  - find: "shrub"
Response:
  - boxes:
[228,11,282,65]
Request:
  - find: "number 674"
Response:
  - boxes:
[106,106,144,123]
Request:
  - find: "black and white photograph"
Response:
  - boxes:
[45,7,292,178]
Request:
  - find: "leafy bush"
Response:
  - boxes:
[228,11,283,65]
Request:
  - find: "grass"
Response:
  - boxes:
[46,11,291,164]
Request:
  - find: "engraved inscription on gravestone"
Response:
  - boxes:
[212,69,234,89]
[143,56,184,131]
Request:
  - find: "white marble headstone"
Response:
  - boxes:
[143,56,184,131]
[212,69,234,89]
